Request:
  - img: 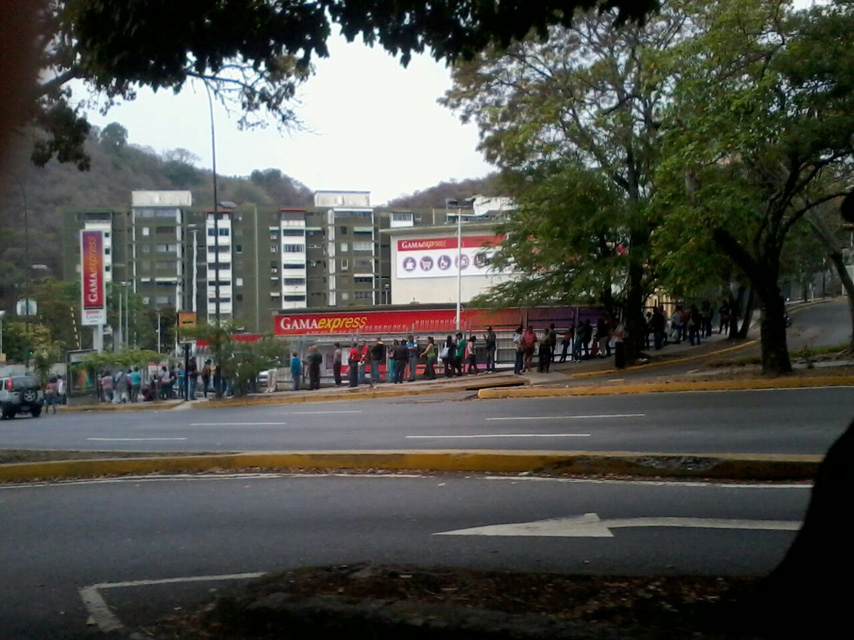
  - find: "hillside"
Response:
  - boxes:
[0,123,313,307]
[386,174,502,209]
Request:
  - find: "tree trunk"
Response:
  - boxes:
[807,212,854,350]
[739,419,854,636]
[757,287,792,374]
[736,286,753,339]
[623,259,647,363]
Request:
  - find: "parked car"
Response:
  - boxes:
[0,375,44,419]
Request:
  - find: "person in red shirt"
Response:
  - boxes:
[348,342,360,388]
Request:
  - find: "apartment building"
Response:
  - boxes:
[63,190,507,334]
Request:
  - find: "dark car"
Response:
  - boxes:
[0,375,44,419]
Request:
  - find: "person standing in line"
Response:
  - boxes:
[572,322,584,361]
[651,307,666,351]
[454,332,466,376]
[484,326,497,373]
[406,334,419,382]
[56,374,66,405]
[537,328,552,372]
[348,342,361,388]
[512,326,524,374]
[176,364,185,400]
[466,335,478,374]
[442,335,455,377]
[358,339,369,385]
[332,343,343,386]
[44,376,58,414]
[422,336,437,379]
[522,325,537,372]
[545,323,558,363]
[186,359,198,401]
[130,367,142,402]
[688,304,703,346]
[307,345,323,390]
[113,368,128,404]
[290,352,301,391]
[389,340,398,382]
[201,359,212,398]
[100,371,113,403]
[701,300,714,338]
[560,325,574,363]
[596,318,611,358]
[370,337,385,385]
[393,338,409,383]
[718,300,731,335]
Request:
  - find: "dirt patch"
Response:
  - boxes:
[151,564,763,640]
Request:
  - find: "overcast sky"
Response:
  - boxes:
[77,33,494,206]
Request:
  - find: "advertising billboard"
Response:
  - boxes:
[80,230,106,326]
[395,235,503,279]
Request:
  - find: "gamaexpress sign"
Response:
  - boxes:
[274,309,463,336]
[80,230,106,326]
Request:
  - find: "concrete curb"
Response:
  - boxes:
[0,449,821,483]
[196,377,528,409]
[478,375,854,399]
[57,401,183,413]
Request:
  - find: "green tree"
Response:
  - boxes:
[98,122,128,152]
[443,7,684,359]
[28,0,654,170]
[655,0,854,374]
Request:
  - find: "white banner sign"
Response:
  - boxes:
[396,235,502,279]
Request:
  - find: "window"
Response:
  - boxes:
[236,294,243,302]
[340,259,349,270]
[155,209,178,219]
[283,244,304,253]
[235,245,243,254]
[235,278,244,287]
[104,232,111,238]
[355,291,372,300]
[339,242,348,252]
[271,244,279,253]
[142,227,150,237]
[140,245,151,254]
[354,276,373,284]
[142,297,150,305]
[156,244,177,253]
[271,261,278,269]
[282,263,304,270]
[341,292,350,301]
[283,295,306,302]
[155,226,173,234]
[284,278,306,286]
[392,212,413,222]
[219,228,229,236]
[340,226,348,235]
[281,229,304,236]
[353,242,372,252]
[354,259,373,269]
[104,248,111,255]
[155,296,170,305]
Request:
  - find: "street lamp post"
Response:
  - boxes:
[203,81,221,328]
[0,310,5,359]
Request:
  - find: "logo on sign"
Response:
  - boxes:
[419,256,434,271]
[438,255,452,270]
[455,254,470,270]
[403,257,417,272]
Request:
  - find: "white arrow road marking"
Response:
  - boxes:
[406,433,590,439]
[86,438,188,441]
[434,513,802,538]
[80,572,266,633]
[487,413,644,421]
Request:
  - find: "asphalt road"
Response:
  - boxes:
[0,473,810,639]
[1,386,851,455]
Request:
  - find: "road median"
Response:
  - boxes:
[478,375,854,399]
[0,449,820,483]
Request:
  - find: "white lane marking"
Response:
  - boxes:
[86,438,188,441]
[487,413,644,421]
[190,422,287,426]
[80,573,265,633]
[289,410,363,415]
[406,433,590,439]
[435,512,803,538]
[483,476,812,489]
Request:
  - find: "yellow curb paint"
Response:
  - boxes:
[569,340,759,380]
[193,378,529,410]
[0,449,821,484]
[478,376,854,399]
[58,401,182,413]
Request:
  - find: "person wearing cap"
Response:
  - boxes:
[484,326,497,373]
[370,337,385,385]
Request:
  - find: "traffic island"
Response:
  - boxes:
[0,450,821,484]
[149,563,766,640]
